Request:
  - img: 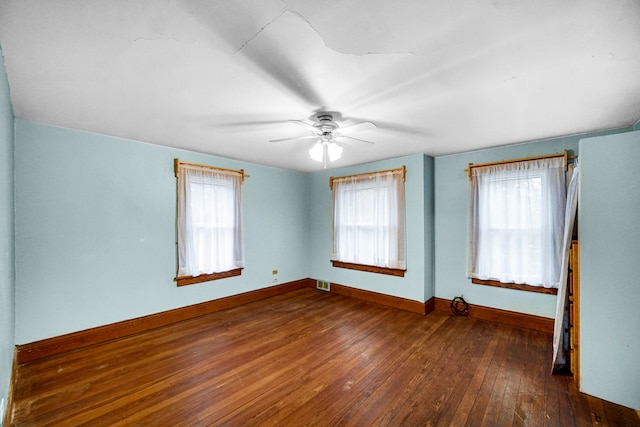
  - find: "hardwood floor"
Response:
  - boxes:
[8,288,639,426]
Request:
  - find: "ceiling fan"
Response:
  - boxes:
[269,111,376,168]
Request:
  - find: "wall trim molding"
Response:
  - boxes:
[16,278,314,364]
[4,348,17,426]
[328,282,433,315]
[434,297,554,334]
[16,283,551,365]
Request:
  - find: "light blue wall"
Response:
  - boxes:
[13,122,435,344]
[433,130,628,318]
[579,130,640,410]
[9,110,640,411]
[0,45,15,417]
[14,120,310,344]
[307,154,433,303]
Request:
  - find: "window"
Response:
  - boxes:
[467,155,566,292]
[175,159,245,286]
[331,167,406,277]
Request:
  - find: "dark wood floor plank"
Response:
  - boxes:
[14,290,349,425]
[496,327,529,426]
[542,337,564,427]
[7,288,640,427]
[324,313,451,424]
[443,320,505,426]
[211,302,400,425]
[63,293,368,426]
[565,375,600,427]
[478,325,522,426]
[463,323,511,426]
[513,329,548,426]
[587,393,609,426]
[336,316,480,426]
[287,310,452,426]
[602,399,640,427]
[182,300,388,425]
[14,289,323,403]
[476,324,517,425]
[384,318,497,425]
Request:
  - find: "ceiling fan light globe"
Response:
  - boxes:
[309,142,324,162]
[328,142,343,162]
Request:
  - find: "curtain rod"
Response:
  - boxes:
[330,165,406,189]
[174,159,249,182]
[464,151,574,180]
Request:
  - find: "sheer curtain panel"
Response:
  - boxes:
[553,161,580,370]
[177,164,244,278]
[467,157,566,288]
[332,170,406,270]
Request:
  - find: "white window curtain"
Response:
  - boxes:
[332,171,406,270]
[553,161,580,371]
[467,157,566,288]
[177,165,244,277]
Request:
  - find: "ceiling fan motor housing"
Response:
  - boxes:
[314,113,340,134]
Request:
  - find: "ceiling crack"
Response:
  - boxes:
[234,8,290,53]
[288,10,343,55]
[232,5,417,58]
[129,36,195,45]
[359,50,418,57]
[288,10,417,57]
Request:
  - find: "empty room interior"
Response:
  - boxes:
[1,1,639,425]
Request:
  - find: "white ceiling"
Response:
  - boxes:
[1,0,639,172]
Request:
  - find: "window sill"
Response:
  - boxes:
[471,278,557,295]
[331,260,405,277]
[176,268,243,287]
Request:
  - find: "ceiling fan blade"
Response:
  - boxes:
[185,114,296,130]
[338,121,377,132]
[335,134,375,145]
[288,120,319,132]
[343,117,423,135]
[269,135,317,143]
[214,120,290,128]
